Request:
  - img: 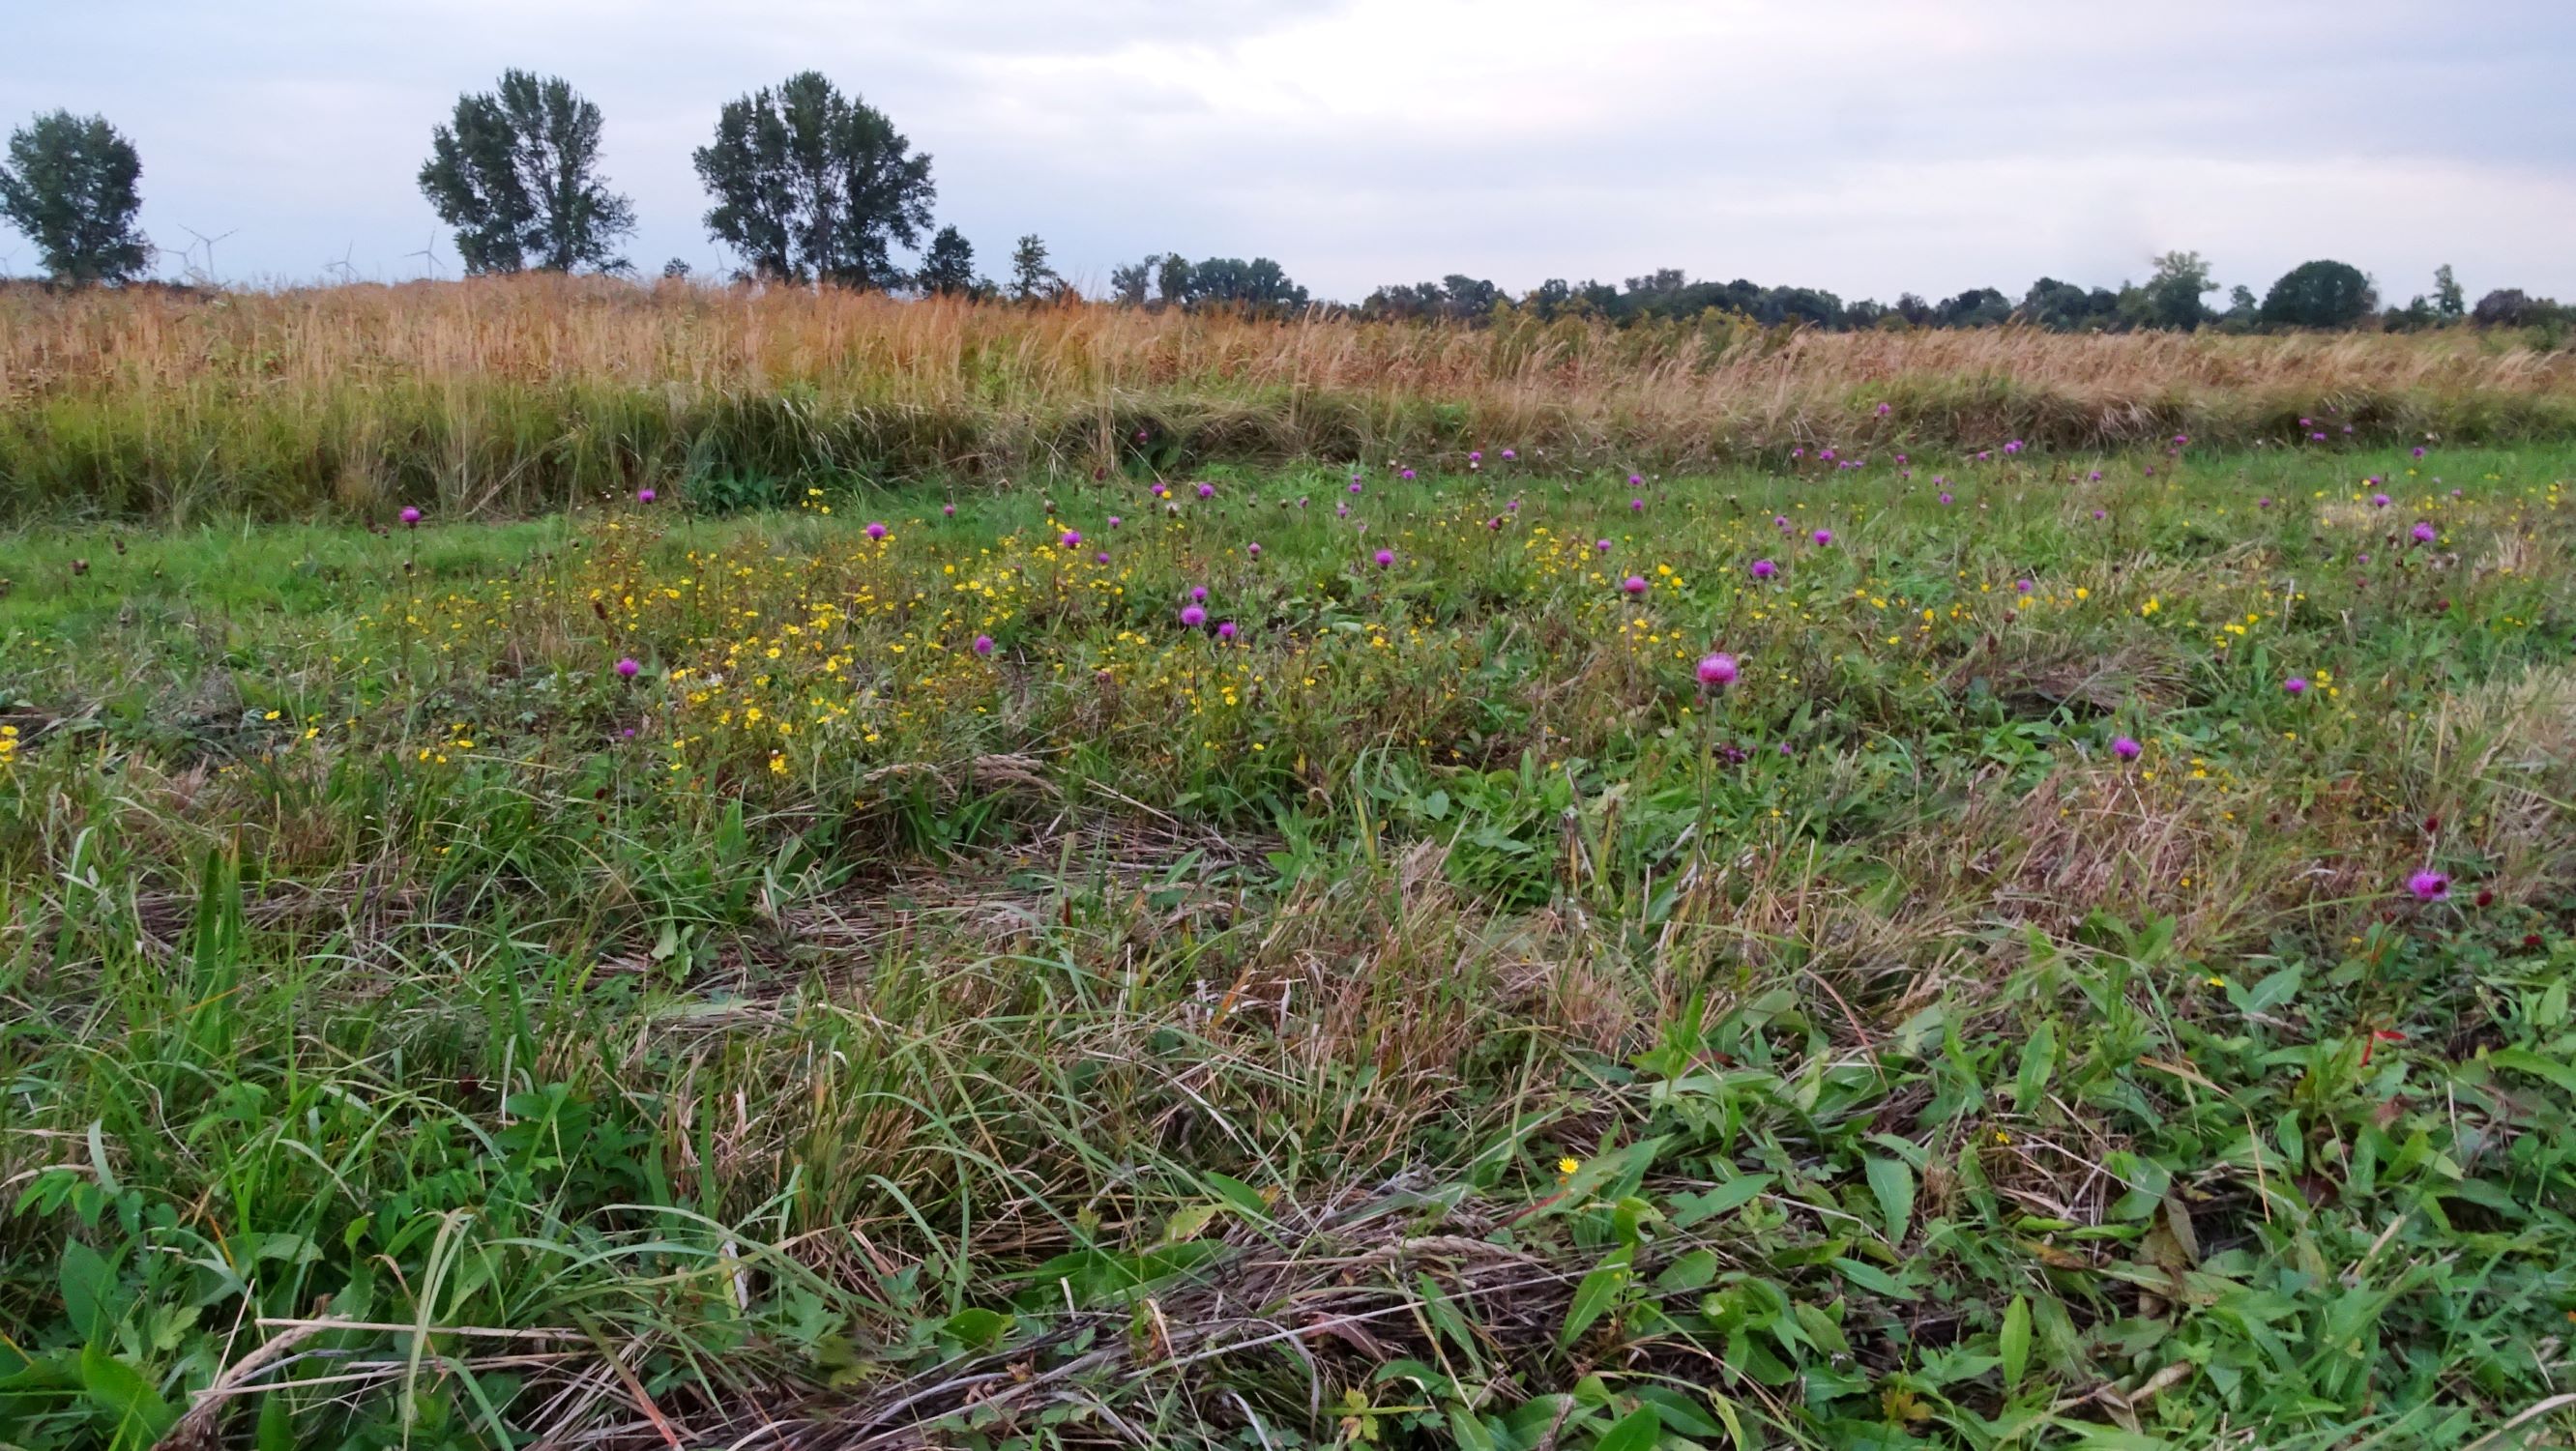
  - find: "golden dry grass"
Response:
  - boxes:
[5,275,2573,521]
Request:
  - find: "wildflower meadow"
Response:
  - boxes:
[2,326,2574,1448]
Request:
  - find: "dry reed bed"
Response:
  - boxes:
[4,276,2574,521]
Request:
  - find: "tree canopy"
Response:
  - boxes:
[418,72,634,275]
[693,73,933,287]
[914,224,977,296]
[0,110,149,284]
[2260,259,2375,329]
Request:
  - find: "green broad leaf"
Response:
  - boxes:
[2488,1047,2576,1093]
[78,1341,175,1441]
[1830,1256,1919,1301]
[2246,969,2307,1015]
[1416,1272,1479,1360]
[1202,1172,1273,1222]
[1559,1246,1633,1349]
[942,1307,1010,1352]
[1866,1155,1916,1243]
[2000,1294,2032,1391]
[1592,1406,1663,1451]
[1655,1249,1719,1292]
[1670,1173,1774,1228]
[2014,1021,2058,1114]
[1161,1203,1220,1244]
[256,1391,297,1451]
[1631,1384,1723,1436]
[59,1240,112,1339]
[1449,1405,1500,1451]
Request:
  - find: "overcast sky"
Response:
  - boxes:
[7,0,2573,304]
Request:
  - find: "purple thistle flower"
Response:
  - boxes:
[2113,736,2142,761]
[1469,450,1482,463]
[2406,869,2448,902]
[1976,450,1991,461]
[1938,491,1953,505]
[1875,401,1891,417]
[1374,548,1395,567]
[1697,653,1739,686]
[944,503,957,517]
[1812,528,1833,546]
[1108,515,1124,528]
[866,521,889,540]
[974,634,995,655]
[1630,498,1645,512]
[1818,450,1835,463]
[2015,578,2033,594]
[2173,433,2189,447]
[1399,468,1416,481]
[1061,529,1083,548]
[2004,440,2023,454]
[2284,676,2308,695]
[1180,604,1207,628]
[1246,541,1262,557]
[2412,446,2426,458]
[1349,480,1363,494]
[1095,551,1109,564]
[615,656,640,678]
[1501,449,1516,460]
[2092,508,2106,520]
[1595,538,1612,552]
[1773,514,1791,531]
[2087,469,2102,482]
[2412,520,2436,543]
[1629,473,1644,486]
[1216,621,1237,641]
[400,507,423,526]
[1622,575,1648,595]
[1189,586,1208,603]
[635,487,657,504]
[1791,448,1805,460]
[1197,482,1216,499]
[1750,559,1776,579]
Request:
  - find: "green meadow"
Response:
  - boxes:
[1,443,2572,1449]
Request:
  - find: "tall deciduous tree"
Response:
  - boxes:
[2433,264,2465,321]
[2259,259,2375,329]
[0,110,149,284]
[1154,252,1192,307]
[694,73,933,288]
[1008,234,1057,301]
[418,72,634,275]
[1107,256,1152,306]
[915,225,976,295]
[2137,250,2216,331]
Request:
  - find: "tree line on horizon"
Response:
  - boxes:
[2,75,2567,340]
